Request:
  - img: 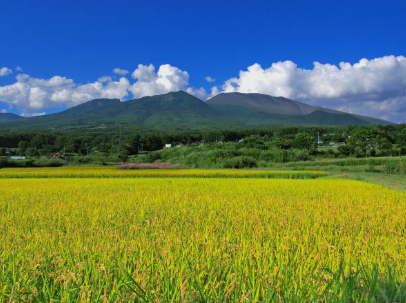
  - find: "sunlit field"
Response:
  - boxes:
[1,169,406,302]
[0,166,326,179]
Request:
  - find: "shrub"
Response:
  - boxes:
[223,156,257,169]
[384,160,398,174]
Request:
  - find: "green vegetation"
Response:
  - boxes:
[0,92,391,130]
[1,124,406,171]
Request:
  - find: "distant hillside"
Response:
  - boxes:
[52,98,121,116]
[206,92,391,126]
[0,91,393,130]
[206,93,323,115]
[0,91,227,130]
[0,113,24,122]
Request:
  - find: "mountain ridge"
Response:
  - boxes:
[0,91,393,130]
[206,92,389,125]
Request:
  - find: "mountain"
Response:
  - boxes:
[53,98,121,116]
[206,93,391,126]
[206,93,324,115]
[0,91,392,130]
[0,113,24,122]
[0,91,226,130]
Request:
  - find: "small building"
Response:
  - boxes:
[164,144,172,149]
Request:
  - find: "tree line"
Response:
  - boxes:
[0,124,405,167]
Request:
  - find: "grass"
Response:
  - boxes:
[1,176,406,301]
[262,156,406,191]
[327,171,406,192]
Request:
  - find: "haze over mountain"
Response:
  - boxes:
[206,93,390,126]
[206,93,337,115]
[0,113,24,123]
[0,91,392,130]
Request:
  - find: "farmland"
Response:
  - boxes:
[1,169,406,302]
[0,166,326,179]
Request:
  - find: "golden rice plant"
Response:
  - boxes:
[0,176,405,301]
[0,166,327,179]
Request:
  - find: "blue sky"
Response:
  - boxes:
[1,0,406,122]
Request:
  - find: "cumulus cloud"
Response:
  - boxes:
[129,64,190,98]
[16,66,23,71]
[98,76,112,83]
[1,109,7,113]
[220,56,406,122]
[186,87,208,100]
[0,67,12,76]
[113,68,129,76]
[0,63,205,113]
[1,57,405,122]
[205,76,215,83]
[0,73,130,113]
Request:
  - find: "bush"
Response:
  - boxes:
[0,157,63,168]
[384,160,398,174]
[145,152,161,163]
[33,159,64,167]
[397,158,406,174]
[66,156,93,165]
[294,149,310,161]
[223,156,257,169]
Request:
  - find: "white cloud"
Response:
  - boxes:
[205,76,215,82]
[210,86,220,97]
[0,63,202,114]
[98,76,112,83]
[1,109,7,113]
[113,68,129,76]
[129,64,190,98]
[1,57,405,122]
[20,112,46,117]
[16,66,23,71]
[220,56,406,122]
[0,67,12,76]
[186,87,208,100]
[0,74,130,113]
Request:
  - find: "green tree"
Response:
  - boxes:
[293,132,314,149]
[18,141,30,154]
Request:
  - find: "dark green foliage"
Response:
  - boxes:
[223,156,258,168]
[0,157,63,168]
[18,140,29,154]
[0,124,405,169]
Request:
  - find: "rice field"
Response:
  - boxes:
[1,169,406,302]
[0,166,327,179]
